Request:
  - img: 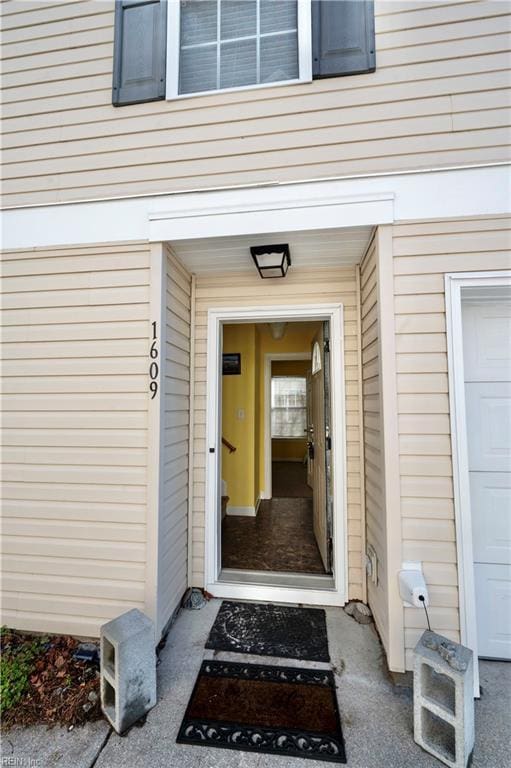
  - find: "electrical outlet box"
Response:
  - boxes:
[399,561,429,608]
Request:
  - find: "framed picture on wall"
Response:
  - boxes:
[222,353,241,375]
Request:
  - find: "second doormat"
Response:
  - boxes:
[177,660,346,763]
[205,601,330,662]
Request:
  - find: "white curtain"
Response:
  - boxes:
[271,376,306,438]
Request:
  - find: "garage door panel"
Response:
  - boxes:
[465,383,511,472]
[470,472,511,564]
[463,294,511,661]
[474,563,511,660]
[463,302,511,381]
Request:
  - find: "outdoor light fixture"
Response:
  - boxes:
[250,244,291,278]
[269,322,287,340]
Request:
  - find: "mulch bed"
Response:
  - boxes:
[1,629,102,730]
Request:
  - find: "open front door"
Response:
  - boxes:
[306,372,313,488]
[310,322,333,572]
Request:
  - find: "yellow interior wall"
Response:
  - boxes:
[271,359,311,461]
[221,324,256,508]
[254,330,262,506]
[272,440,307,461]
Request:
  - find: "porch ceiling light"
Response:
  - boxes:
[250,244,291,279]
[269,322,287,340]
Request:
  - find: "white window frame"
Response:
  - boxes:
[166,0,312,100]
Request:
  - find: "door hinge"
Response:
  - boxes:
[324,338,330,353]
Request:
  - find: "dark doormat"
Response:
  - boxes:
[205,601,330,662]
[177,660,346,763]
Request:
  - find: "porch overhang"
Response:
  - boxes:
[149,190,394,243]
[167,223,375,274]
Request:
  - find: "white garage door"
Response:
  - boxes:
[463,296,511,660]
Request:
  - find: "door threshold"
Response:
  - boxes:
[219,568,335,590]
[208,573,343,606]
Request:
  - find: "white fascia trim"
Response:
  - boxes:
[150,191,393,241]
[2,165,510,251]
[445,270,511,699]
[3,162,508,211]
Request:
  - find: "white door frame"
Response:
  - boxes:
[205,303,347,606]
[263,352,312,500]
[445,270,511,697]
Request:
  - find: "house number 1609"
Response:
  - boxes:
[149,321,159,399]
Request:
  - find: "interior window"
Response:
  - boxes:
[179,0,299,95]
[271,376,307,438]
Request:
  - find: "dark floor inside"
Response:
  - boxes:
[271,460,313,498]
[221,461,326,574]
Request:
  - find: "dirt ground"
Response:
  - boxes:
[1,629,102,730]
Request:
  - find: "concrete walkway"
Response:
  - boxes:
[3,600,510,768]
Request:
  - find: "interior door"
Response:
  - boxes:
[463,296,511,660]
[310,322,333,572]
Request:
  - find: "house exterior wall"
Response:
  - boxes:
[1,1,509,206]
[1,241,151,636]
[158,245,191,633]
[190,267,365,600]
[360,233,389,651]
[391,214,511,669]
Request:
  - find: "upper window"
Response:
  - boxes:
[168,0,311,98]
[112,0,376,107]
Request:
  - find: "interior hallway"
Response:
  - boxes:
[272,460,312,498]
[222,461,325,574]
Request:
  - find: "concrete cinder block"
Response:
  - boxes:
[100,608,157,734]
[413,630,474,768]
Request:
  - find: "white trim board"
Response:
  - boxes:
[211,581,341,607]
[3,166,509,251]
[205,303,347,606]
[445,270,511,698]
[226,506,257,517]
[264,352,311,500]
[220,569,335,590]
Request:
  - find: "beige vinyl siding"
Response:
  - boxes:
[1,1,510,205]
[0,241,151,637]
[359,234,389,650]
[158,245,191,632]
[392,214,511,669]
[190,267,365,599]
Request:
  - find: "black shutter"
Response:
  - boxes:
[312,0,375,79]
[112,0,167,107]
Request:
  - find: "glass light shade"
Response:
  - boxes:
[269,322,287,340]
[250,244,291,278]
